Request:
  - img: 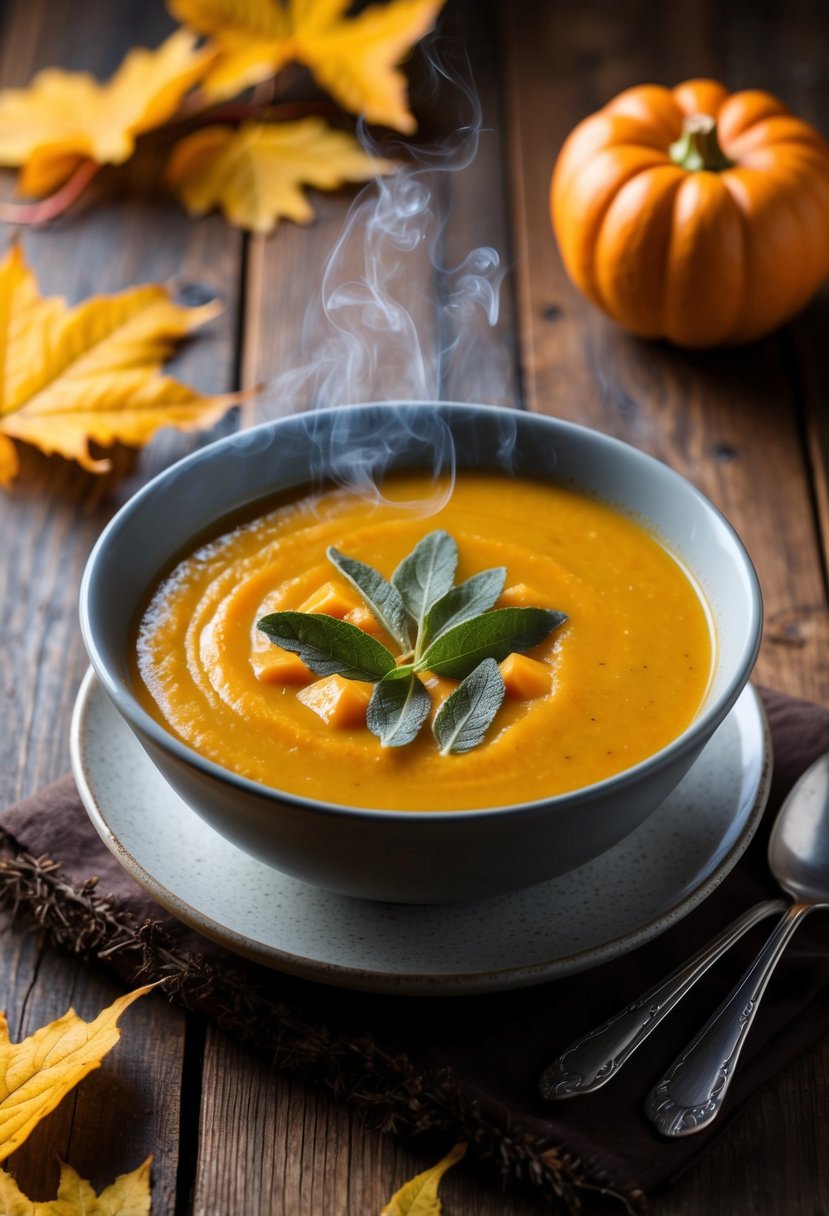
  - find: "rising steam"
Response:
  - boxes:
[265,36,513,509]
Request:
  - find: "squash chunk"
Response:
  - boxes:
[253,647,312,685]
[500,653,551,699]
[344,604,384,637]
[297,675,373,728]
[422,672,457,709]
[499,582,545,608]
[299,581,360,618]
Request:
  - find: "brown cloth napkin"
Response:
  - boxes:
[2,687,829,1212]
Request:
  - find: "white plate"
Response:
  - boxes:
[71,672,771,995]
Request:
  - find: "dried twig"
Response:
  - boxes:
[0,836,643,1214]
[0,160,101,225]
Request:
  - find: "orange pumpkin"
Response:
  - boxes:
[551,79,829,347]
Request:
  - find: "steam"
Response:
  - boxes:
[267,37,513,508]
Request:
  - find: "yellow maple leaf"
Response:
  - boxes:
[0,986,155,1162]
[0,246,240,487]
[381,1143,466,1216]
[166,117,395,233]
[169,0,446,132]
[0,30,210,196]
[0,1157,152,1215]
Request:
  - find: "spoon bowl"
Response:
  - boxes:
[769,751,829,904]
[541,744,829,1124]
[647,747,829,1135]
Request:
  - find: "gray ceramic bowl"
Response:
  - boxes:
[79,403,762,904]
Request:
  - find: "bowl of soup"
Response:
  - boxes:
[79,403,761,903]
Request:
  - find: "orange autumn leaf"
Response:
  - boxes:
[0,246,240,487]
[381,1143,466,1216]
[0,1157,152,1215]
[0,985,155,1162]
[0,30,210,196]
[167,117,395,233]
[169,0,446,132]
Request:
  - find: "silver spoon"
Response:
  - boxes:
[539,751,829,1116]
[538,898,784,1100]
[646,750,829,1135]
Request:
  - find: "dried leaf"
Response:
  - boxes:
[0,1157,152,1215]
[169,0,446,132]
[0,30,210,196]
[0,986,155,1161]
[0,245,239,487]
[381,1143,466,1215]
[166,118,395,233]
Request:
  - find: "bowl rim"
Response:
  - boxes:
[79,401,764,823]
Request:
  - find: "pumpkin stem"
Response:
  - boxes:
[669,113,734,173]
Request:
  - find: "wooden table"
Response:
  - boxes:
[2,0,828,1211]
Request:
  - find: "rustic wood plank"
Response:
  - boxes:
[0,915,185,1211]
[193,1028,548,1215]
[503,0,829,706]
[0,1,242,1209]
[649,1041,829,1216]
[242,1,517,418]
[0,0,243,803]
[504,4,829,1215]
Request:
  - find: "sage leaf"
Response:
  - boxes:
[423,567,507,646]
[391,530,458,641]
[433,659,506,755]
[257,611,396,681]
[367,671,432,748]
[417,607,567,680]
[327,547,413,650]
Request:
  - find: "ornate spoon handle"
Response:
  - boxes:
[539,899,784,1099]
[646,901,818,1136]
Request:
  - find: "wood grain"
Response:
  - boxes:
[503,0,829,705]
[0,915,185,1209]
[503,3,829,1214]
[0,0,242,805]
[242,2,518,419]
[0,0,232,1209]
[194,1029,548,1215]
[2,0,829,1213]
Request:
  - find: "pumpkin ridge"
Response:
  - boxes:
[554,151,669,313]
[594,165,684,334]
[666,174,746,347]
[550,79,829,346]
[588,161,681,316]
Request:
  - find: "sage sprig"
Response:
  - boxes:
[327,547,412,650]
[418,606,566,679]
[256,611,395,681]
[366,672,432,748]
[391,530,458,659]
[423,567,506,646]
[256,531,567,754]
[433,658,506,755]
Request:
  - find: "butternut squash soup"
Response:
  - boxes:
[134,472,714,810]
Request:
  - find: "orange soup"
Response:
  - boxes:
[134,472,714,810]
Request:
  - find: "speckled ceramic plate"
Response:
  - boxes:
[71,672,771,995]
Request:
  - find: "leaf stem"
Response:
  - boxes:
[669,113,734,173]
[0,160,100,226]
[169,96,341,130]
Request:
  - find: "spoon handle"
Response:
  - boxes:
[646,901,814,1136]
[539,899,784,1099]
